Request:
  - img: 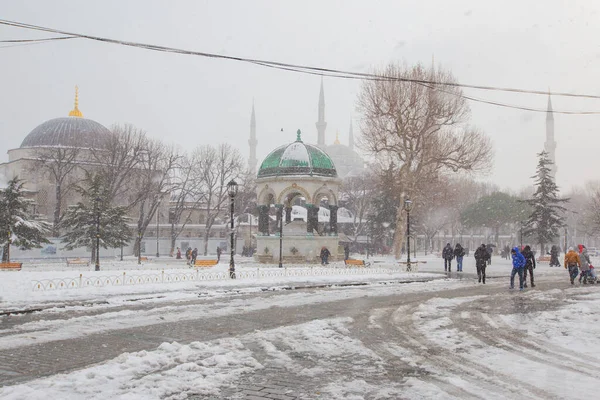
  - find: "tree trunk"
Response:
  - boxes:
[392,209,407,259]
[170,226,177,257]
[203,227,210,256]
[2,244,8,262]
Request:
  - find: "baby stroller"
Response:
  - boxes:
[586,265,598,284]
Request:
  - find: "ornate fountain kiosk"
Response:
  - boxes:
[255,130,342,264]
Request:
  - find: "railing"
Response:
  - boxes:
[31,266,409,291]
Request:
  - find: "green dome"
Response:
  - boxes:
[258,130,337,178]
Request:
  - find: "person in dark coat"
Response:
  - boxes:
[344,244,350,261]
[442,243,454,272]
[550,245,560,267]
[216,246,222,262]
[454,243,465,272]
[474,243,490,283]
[485,244,494,265]
[521,245,536,288]
[191,247,198,264]
[320,246,331,265]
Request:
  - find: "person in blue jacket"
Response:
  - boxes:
[510,246,526,291]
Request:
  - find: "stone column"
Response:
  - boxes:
[275,204,283,236]
[329,205,338,235]
[306,204,318,234]
[285,207,292,224]
[258,205,270,235]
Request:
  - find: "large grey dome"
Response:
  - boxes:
[20,117,111,149]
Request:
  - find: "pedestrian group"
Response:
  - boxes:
[444,242,596,289]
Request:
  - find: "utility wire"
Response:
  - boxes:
[0,35,75,43]
[2,19,600,114]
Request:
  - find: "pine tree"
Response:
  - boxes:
[522,151,569,254]
[60,173,132,261]
[0,177,51,262]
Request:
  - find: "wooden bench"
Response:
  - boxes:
[66,258,90,267]
[139,256,149,262]
[344,259,370,267]
[0,262,22,271]
[194,259,219,267]
[537,256,551,262]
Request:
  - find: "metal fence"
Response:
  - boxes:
[31,265,416,291]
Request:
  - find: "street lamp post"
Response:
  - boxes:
[403,197,413,271]
[6,230,11,263]
[278,206,283,268]
[227,180,238,279]
[95,197,101,271]
[520,222,523,249]
[156,207,160,258]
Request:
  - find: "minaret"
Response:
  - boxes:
[248,102,258,174]
[544,93,557,179]
[348,120,354,151]
[316,78,327,146]
[68,85,83,118]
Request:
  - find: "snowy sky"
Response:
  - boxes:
[1,0,600,192]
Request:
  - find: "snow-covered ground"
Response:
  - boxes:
[1,252,574,312]
[1,255,444,312]
[1,254,598,399]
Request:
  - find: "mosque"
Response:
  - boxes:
[248,79,365,179]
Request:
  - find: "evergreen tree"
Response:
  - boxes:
[60,173,132,261]
[0,177,51,262]
[522,151,569,254]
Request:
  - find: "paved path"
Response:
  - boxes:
[0,272,591,399]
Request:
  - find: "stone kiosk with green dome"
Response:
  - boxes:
[255,130,342,264]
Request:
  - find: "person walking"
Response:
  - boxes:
[320,246,331,265]
[564,247,581,285]
[176,247,182,259]
[191,247,198,265]
[344,244,350,261]
[550,245,560,267]
[474,243,490,284]
[510,247,526,291]
[578,245,592,284]
[185,247,192,264]
[216,246,222,262]
[522,245,536,288]
[454,243,465,272]
[486,244,494,265]
[442,243,454,272]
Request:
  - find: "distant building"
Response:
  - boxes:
[248,79,365,179]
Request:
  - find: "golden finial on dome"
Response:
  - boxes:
[334,131,340,144]
[68,85,83,118]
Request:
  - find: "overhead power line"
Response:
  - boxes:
[2,19,600,114]
[0,35,75,43]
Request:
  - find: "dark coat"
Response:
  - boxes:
[522,247,536,268]
[320,248,331,258]
[442,245,454,260]
[474,245,490,265]
[454,244,465,258]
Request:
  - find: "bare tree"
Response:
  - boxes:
[130,139,180,257]
[89,124,148,206]
[168,150,205,256]
[339,172,374,242]
[31,147,80,236]
[357,63,493,258]
[196,143,244,256]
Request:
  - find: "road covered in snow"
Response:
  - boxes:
[1,256,600,399]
